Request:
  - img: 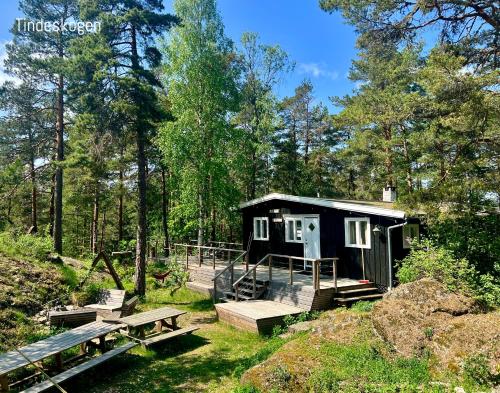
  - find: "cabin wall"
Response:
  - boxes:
[242,200,412,289]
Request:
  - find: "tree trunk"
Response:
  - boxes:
[28,132,38,233]
[118,154,124,242]
[91,185,99,255]
[53,73,64,254]
[161,166,169,257]
[197,187,204,246]
[131,25,147,296]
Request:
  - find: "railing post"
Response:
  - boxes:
[235,283,239,301]
[230,264,234,287]
[312,260,317,291]
[185,245,189,269]
[228,250,232,267]
[213,280,217,303]
[268,255,272,283]
[212,249,216,269]
[245,252,249,272]
[253,268,257,299]
[289,257,293,285]
[198,246,202,267]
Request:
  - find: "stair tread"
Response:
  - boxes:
[337,287,379,295]
[335,293,384,303]
[223,292,254,300]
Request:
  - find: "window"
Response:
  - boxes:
[402,224,419,249]
[285,217,303,243]
[253,217,269,241]
[345,217,371,248]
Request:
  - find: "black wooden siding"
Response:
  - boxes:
[242,199,411,288]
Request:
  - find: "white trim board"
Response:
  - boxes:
[240,193,406,219]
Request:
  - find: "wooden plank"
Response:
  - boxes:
[0,322,125,375]
[20,342,137,393]
[141,326,199,347]
[118,307,186,328]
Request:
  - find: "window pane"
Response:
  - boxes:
[349,221,357,244]
[256,219,261,238]
[359,221,367,245]
[296,220,302,240]
[287,220,294,241]
[262,220,267,239]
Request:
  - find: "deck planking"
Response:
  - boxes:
[117,306,185,328]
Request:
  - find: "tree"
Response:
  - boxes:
[79,0,177,294]
[5,0,80,253]
[158,0,241,246]
[234,32,292,199]
[319,0,499,69]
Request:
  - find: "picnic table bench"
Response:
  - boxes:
[116,306,198,347]
[0,321,129,392]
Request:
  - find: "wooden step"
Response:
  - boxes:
[21,342,137,393]
[336,287,379,297]
[335,293,384,304]
[223,291,254,300]
[141,326,199,347]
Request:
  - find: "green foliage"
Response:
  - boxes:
[351,300,376,312]
[149,260,189,296]
[271,311,321,337]
[397,239,500,307]
[71,282,104,307]
[462,353,499,388]
[0,231,53,262]
[308,368,341,392]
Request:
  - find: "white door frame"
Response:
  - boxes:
[303,215,320,270]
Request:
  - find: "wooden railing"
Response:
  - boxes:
[211,250,248,302]
[232,254,339,301]
[171,243,246,269]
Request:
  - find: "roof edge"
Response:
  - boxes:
[239,193,406,219]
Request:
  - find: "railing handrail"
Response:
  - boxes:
[232,253,271,288]
[212,250,247,281]
[173,243,243,253]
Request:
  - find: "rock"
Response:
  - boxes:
[372,278,500,375]
[287,320,315,334]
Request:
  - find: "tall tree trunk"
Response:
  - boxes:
[210,208,216,242]
[118,148,124,242]
[91,185,99,255]
[53,73,64,254]
[197,187,204,246]
[161,166,169,257]
[99,210,106,253]
[131,25,148,296]
[49,171,55,236]
[28,131,38,233]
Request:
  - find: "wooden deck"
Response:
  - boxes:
[215,300,303,334]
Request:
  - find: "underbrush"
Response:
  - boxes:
[0,230,53,262]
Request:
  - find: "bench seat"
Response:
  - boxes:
[141,326,199,347]
[20,342,138,393]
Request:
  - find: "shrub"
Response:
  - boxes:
[396,239,500,308]
[0,231,53,261]
[351,300,376,312]
[71,282,104,306]
[462,353,498,387]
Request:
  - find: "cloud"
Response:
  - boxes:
[0,41,21,86]
[298,62,339,80]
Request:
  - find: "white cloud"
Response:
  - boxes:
[0,41,21,86]
[298,62,339,80]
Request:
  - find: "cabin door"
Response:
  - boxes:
[303,216,320,270]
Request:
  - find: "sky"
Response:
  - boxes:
[0,0,359,112]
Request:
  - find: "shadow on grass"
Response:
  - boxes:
[67,333,255,393]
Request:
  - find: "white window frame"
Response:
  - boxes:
[402,223,419,249]
[253,217,269,241]
[344,217,371,249]
[284,216,303,243]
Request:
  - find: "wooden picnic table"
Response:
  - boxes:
[117,306,186,341]
[0,321,125,391]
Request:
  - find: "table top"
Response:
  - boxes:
[0,321,125,375]
[118,306,186,328]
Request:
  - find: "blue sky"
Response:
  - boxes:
[0,0,358,112]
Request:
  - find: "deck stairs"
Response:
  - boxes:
[333,282,383,306]
[222,276,268,302]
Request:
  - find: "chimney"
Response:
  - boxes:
[383,185,396,202]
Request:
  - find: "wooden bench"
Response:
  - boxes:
[48,309,97,328]
[20,342,138,393]
[141,326,199,347]
[86,289,126,317]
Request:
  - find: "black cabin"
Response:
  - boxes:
[240,193,420,289]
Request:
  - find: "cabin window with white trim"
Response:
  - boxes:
[253,217,269,241]
[344,217,371,249]
[285,217,303,243]
[402,224,419,249]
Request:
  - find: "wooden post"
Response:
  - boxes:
[235,283,239,301]
[289,257,293,285]
[312,260,317,291]
[245,252,249,272]
[212,250,216,269]
[268,255,272,283]
[55,353,63,370]
[230,264,234,286]
[213,280,217,303]
[252,268,257,299]
[185,246,189,269]
[198,246,202,267]
[228,250,232,266]
[79,342,87,356]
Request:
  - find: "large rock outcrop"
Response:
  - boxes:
[372,278,500,374]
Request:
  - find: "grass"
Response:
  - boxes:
[64,284,288,393]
